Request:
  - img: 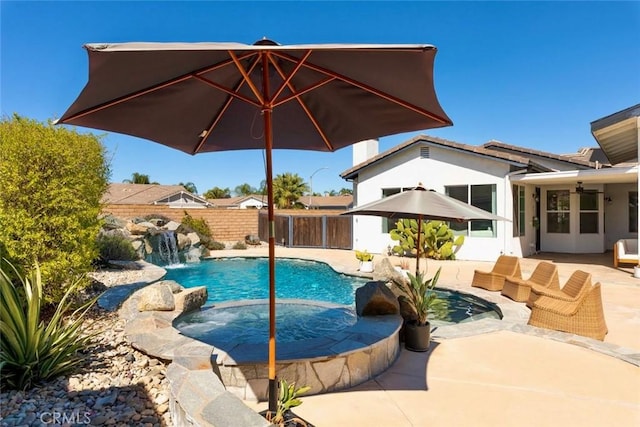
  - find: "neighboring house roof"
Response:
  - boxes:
[340,134,545,180]
[207,194,267,208]
[482,140,601,169]
[103,183,211,206]
[301,195,353,209]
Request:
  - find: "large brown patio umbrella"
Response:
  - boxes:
[56,39,452,409]
[343,185,509,276]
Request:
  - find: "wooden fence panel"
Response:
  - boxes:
[326,216,352,249]
[259,212,352,249]
[258,212,290,246]
[292,216,323,247]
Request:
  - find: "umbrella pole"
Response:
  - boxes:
[262,56,278,413]
[415,215,422,277]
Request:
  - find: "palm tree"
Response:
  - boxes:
[339,187,353,195]
[123,172,151,184]
[234,183,256,196]
[203,186,231,199]
[273,173,309,208]
[179,182,198,194]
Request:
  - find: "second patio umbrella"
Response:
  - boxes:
[343,185,509,275]
[56,39,452,409]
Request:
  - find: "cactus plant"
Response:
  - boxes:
[390,219,464,260]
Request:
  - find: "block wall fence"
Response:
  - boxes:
[102,205,347,243]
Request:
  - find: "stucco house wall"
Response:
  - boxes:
[352,143,516,261]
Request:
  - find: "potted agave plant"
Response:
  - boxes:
[355,250,374,273]
[397,267,445,352]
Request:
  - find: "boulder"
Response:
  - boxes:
[154,280,183,293]
[136,284,175,311]
[245,234,261,245]
[127,221,151,235]
[186,232,200,246]
[174,286,208,313]
[373,257,410,289]
[177,233,191,250]
[165,221,181,231]
[355,281,399,316]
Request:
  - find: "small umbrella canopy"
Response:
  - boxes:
[342,185,509,275]
[56,40,452,410]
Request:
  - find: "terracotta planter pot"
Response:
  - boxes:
[404,321,431,352]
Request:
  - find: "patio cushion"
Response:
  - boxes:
[614,238,638,267]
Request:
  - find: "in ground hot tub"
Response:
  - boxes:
[174,299,402,401]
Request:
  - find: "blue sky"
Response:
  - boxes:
[2,1,639,195]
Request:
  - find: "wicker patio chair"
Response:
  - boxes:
[501,261,560,302]
[471,255,522,291]
[527,282,608,340]
[526,269,591,308]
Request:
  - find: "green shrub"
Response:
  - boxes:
[207,241,226,250]
[232,241,247,250]
[96,234,139,261]
[0,261,99,390]
[0,115,110,303]
[181,211,211,238]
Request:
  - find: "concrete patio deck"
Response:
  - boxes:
[222,247,640,426]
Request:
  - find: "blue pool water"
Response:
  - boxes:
[164,257,367,305]
[169,257,501,345]
[175,301,357,344]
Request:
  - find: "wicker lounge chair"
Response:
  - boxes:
[471,255,522,291]
[528,282,608,340]
[501,261,560,302]
[526,269,591,308]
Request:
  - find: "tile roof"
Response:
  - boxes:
[207,194,267,207]
[482,140,600,168]
[340,134,537,180]
[302,195,353,209]
[102,183,208,205]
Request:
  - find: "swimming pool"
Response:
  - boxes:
[166,257,502,328]
[164,257,367,305]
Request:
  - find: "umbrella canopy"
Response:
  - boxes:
[56,40,452,410]
[342,186,508,275]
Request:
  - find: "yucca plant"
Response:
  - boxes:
[0,260,99,390]
[264,379,312,426]
[401,267,448,326]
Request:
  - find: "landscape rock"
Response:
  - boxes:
[177,233,191,250]
[355,281,399,316]
[373,257,410,290]
[186,232,200,246]
[174,286,208,314]
[136,285,175,312]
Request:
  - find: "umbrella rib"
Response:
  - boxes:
[192,57,264,154]
[271,76,335,108]
[269,50,312,102]
[60,52,257,123]
[229,51,265,106]
[270,52,334,151]
[273,51,452,126]
[192,75,262,109]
